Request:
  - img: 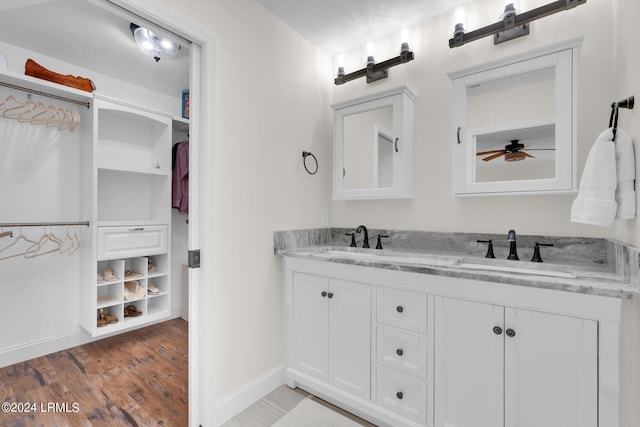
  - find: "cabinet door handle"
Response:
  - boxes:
[396,391,403,400]
[321,291,327,297]
[493,326,503,335]
[396,305,404,313]
[396,348,404,356]
[129,227,145,232]
[327,292,334,299]
[506,328,516,337]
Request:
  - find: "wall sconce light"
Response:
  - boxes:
[130,23,181,62]
[334,43,415,85]
[449,0,586,48]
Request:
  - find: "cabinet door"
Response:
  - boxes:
[504,308,597,427]
[328,279,371,399]
[435,297,504,427]
[292,273,329,380]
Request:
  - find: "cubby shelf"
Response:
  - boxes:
[81,97,172,337]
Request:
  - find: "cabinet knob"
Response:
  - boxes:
[321,291,327,297]
[493,326,503,335]
[327,292,334,299]
[506,328,516,337]
[396,391,403,400]
[396,305,404,313]
[396,348,404,356]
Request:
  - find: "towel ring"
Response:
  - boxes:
[302,151,318,175]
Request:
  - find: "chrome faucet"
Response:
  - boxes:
[507,229,519,260]
[355,225,370,248]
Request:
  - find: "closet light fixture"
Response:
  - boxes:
[334,42,414,85]
[449,0,586,48]
[130,23,181,62]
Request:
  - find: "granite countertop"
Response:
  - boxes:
[275,229,640,300]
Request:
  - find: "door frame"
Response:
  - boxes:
[106,1,217,425]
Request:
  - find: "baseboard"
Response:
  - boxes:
[216,364,285,425]
[0,315,182,368]
[0,328,92,368]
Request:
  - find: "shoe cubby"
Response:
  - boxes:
[147,293,169,317]
[82,96,172,338]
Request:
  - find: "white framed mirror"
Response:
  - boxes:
[333,86,415,200]
[449,39,581,196]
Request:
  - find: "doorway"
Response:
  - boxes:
[0,0,215,425]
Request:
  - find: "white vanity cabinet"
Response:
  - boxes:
[434,297,597,427]
[282,256,622,427]
[291,272,371,399]
[81,95,173,337]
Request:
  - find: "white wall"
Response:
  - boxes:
[150,0,334,401]
[330,0,631,243]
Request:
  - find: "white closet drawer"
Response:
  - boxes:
[377,287,427,333]
[377,326,427,379]
[376,367,428,424]
[98,225,168,259]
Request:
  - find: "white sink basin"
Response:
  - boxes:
[322,249,459,267]
[458,262,575,278]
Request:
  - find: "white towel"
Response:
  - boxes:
[613,128,636,220]
[570,129,618,226]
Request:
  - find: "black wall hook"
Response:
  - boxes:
[302,151,318,175]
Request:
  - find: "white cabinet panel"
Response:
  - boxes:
[377,367,427,424]
[377,326,427,379]
[98,225,168,259]
[292,272,329,380]
[377,287,427,333]
[435,297,504,427]
[329,279,371,399]
[504,308,597,427]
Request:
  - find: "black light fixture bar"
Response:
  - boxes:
[335,49,415,85]
[449,0,586,48]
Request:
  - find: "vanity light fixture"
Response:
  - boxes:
[130,23,181,62]
[334,43,414,85]
[449,0,586,48]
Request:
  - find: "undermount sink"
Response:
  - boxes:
[321,248,459,267]
[457,261,576,278]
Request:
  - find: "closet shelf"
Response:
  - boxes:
[0,69,93,106]
[97,165,170,177]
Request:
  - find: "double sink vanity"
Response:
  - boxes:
[276,228,639,427]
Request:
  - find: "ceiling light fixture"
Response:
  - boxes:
[130,23,180,62]
[449,0,586,48]
[334,42,414,85]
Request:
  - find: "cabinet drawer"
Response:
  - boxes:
[377,326,427,379]
[98,225,168,259]
[377,367,427,424]
[377,287,427,333]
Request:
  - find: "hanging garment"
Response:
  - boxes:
[570,129,618,226]
[613,128,636,220]
[172,141,189,214]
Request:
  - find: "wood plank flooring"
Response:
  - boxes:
[0,318,188,427]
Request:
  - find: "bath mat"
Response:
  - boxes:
[272,398,362,427]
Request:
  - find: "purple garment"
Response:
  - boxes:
[172,141,189,214]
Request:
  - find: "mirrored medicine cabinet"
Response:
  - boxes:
[449,39,581,196]
[332,86,415,200]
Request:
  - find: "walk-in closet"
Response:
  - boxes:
[0,0,192,400]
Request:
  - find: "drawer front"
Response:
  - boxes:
[377,326,427,379]
[98,225,168,259]
[377,367,427,424]
[377,287,427,333]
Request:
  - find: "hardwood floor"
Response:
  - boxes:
[0,318,188,427]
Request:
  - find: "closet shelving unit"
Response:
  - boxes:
[81,94,173,337]
[0,69,93,107]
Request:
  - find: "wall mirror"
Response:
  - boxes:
[449,39,581,196]
[333,86,415,200]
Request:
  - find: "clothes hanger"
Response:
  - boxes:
[24,226,62,258]
[68,225,81,255]
[59,224,75,255]
[0,226,41,261]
